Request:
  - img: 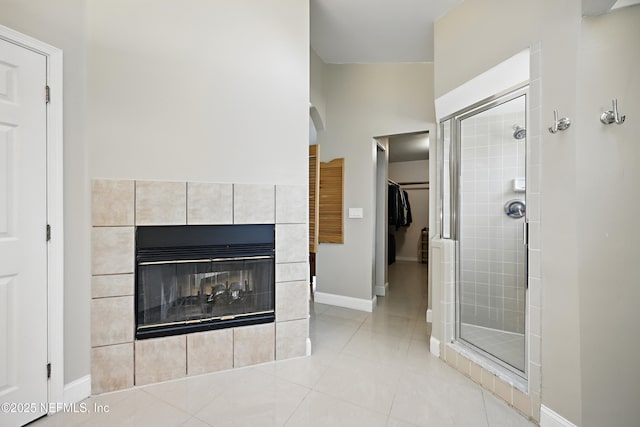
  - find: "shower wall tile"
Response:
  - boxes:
[529,277,542,307]
[530,333,541,365]
[530,306,541,336]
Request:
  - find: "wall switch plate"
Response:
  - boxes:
[348,208,363,219]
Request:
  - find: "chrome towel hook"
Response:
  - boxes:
[548,110,571,134]
[600,98,625,125]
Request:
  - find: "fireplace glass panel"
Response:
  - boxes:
[137,257,274,331]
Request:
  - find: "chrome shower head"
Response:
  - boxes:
[513,125,526,140]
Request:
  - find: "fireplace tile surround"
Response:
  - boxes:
[91,179,309,394]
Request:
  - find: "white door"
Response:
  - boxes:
[0,38,49,427]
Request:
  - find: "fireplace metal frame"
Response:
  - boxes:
[134,224,276,340]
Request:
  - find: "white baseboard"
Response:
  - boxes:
[375,282,389,297]
[306,337,312,356]
[61,375,91,408]
[396,256,419,262]
[540,405,578,427]
[314,292,376,312]
[430,336,441,357]
[426,308,433,323]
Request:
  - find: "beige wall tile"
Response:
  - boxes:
[529,362,542,395]
[276,185,307,224]
[92,274,134,299]
[275,224,307,263]
[92,227,134,275]
[276,281,308,322]
[455,354,470,376]
[481,369,496,392]
[233,184,275,224]
[233,323,275,367]
[91,296,134,347]
[91,343,133,394]
[469,362,482,383]
[530,333,541,365]
[276,319,308,360]
[92,179,135,226]
[135,336,187,385]
[513,389,532,418]
[136,181,186,225]
[276,262,309,283]
[187,182,233,224]
[494,378,513,405]
[444,345,457,367]
[187,329,233,376]
[530,393,541,422]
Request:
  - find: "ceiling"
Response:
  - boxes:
[310,0,463,63]
[311,0,639,64]
[388,132,429,163]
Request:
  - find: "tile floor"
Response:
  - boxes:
[30,261,535,427]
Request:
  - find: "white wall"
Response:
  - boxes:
[310,47,327,130]
[388,160,429,261]
[315,63,435,301]
[88,0,308,186]
[576,6,640,426]
[0,0,90,384]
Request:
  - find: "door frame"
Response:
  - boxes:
[453,85,529,378]
[0,25,64,409]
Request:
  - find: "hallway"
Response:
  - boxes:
[30,262,533,427]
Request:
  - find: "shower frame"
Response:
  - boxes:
[440,83,529,380]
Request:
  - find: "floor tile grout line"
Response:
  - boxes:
[480,389,492,427]
[280,387,313,427]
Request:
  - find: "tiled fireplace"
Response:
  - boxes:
[91,180,309,394]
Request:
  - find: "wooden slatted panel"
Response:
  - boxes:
[309,145,320,253]
[319,158,344,244]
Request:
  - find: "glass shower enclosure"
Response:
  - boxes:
[441,86,528,376]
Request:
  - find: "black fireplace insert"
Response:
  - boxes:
[135,224,275,339]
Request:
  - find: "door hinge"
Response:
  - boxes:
[45,85,50,104]
[47,363,51,379]
[46,224,51,242]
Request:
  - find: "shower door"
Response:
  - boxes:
[455,88,528,376]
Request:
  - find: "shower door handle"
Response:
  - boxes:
[523,222,529,247]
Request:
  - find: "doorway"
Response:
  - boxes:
[0,27,64,427]
[444,86,529,377]
[376,132,429,301]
